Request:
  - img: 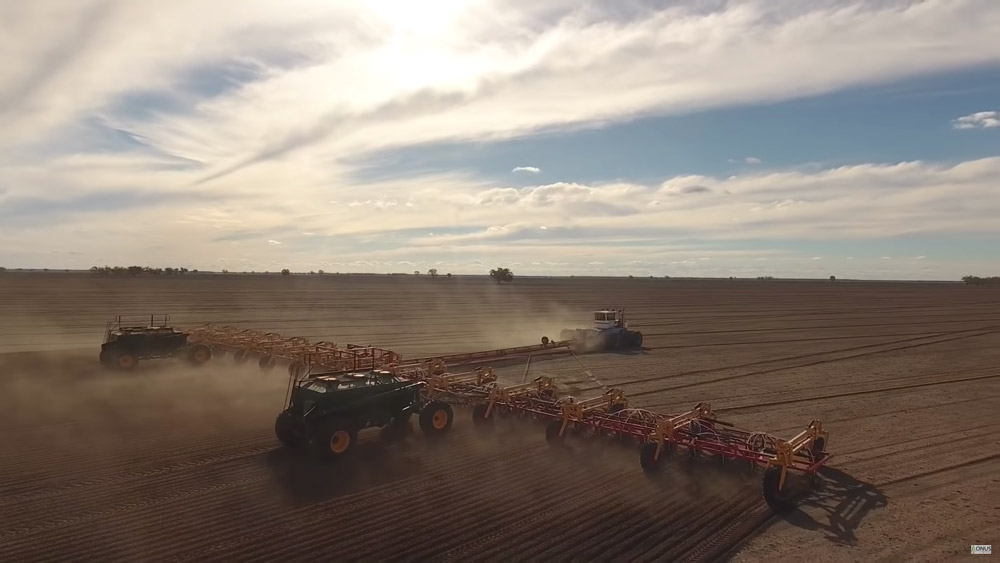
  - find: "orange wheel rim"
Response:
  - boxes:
[432,410,448,429]
[329,431,350,453]
[119,356,134,368]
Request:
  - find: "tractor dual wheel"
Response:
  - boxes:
[259,355,277,371]
[418,401,454,437]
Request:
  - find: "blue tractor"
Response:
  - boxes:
[559,308,644,352]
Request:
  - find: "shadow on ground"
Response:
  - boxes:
[257,425,431,505]
[781,466,888,546]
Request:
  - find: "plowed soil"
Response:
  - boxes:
[1,273,998,562]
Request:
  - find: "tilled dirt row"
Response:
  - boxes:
[2,275,999,560]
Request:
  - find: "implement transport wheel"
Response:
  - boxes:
[762,467,797,512]
[233,349,251,364]
[187,344,212,366]
[639,442,664,476]
[274,410,306,447]
[259,355,277,371]
[419,401,454,437]
[545,420,568,447]
[309,419,358,460]
[471,404,495,430]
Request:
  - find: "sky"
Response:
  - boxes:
[1,0,999,280]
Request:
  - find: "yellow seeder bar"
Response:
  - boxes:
[560,388,628,421]
[488,377,556,404]
[650,402,715,442]
[768,420,828,488]
[427,367,497,391]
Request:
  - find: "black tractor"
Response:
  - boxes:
[99,314,212,371]
[274,369,454,460]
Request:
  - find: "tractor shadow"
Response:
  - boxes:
[778,466,888,546]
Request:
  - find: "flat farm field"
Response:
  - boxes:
[0,272,998,562]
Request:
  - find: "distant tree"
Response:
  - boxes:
[221,269,229,274]
[489,267,514,284]
[446,272,452,278]
[829,275,836,281]
[963,275,1000,286]
[428,268,439,277]
[281,268,291,276]
[628,274,634,279]
[0,266,6,272]
[414,270,420,276]
[317,270,324,275]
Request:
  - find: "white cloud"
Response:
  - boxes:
[268,240,283,245]
[745,157,763,165]
[953,111,1000,129]
[2,0,1000,279]
[512,166,541,174]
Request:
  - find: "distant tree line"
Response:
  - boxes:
[89,266,197,276]
[962,275,1000,286]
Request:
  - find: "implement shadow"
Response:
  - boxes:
[781,466,888,546]
[256,426,428,506]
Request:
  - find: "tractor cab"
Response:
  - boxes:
[592,309,627,330]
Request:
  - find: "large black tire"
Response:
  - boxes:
[545,420,568,447]
[187,344,212,366]
[632,331,643,348]
[309,418,358,460]
[419,401,454,437]
[259,355,276,371]
[639,442,663,475]
[471,404,495,430]
[233,349,250,364]
[762,466,797,512]
[274,410,306,447]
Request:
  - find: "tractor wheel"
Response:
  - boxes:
[761,467,797,512]
[274,410,306,447]
[309,419,358,460]
[258,355,276,371]
[545,420,568,447]
[187,344,212,366]
[419,401,454,437]
[632,331,643,348]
